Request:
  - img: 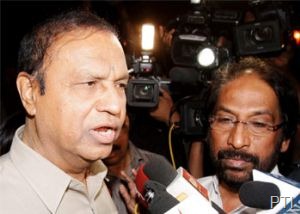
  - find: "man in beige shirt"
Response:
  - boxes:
[0,10,129,213]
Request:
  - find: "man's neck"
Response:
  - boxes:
[219,182,242,213]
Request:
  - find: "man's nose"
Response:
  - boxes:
[95,83,125,116]
[227,122,251,149]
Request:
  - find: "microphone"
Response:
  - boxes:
[142,157,210,200]
[239,181,281,209]
[144,180,179,214]
[135,156,178,209]
[142,156,177,186]
[143,180,216,214]
[250,169,300,213]
[135,156,220,213]
[135,156,176,196]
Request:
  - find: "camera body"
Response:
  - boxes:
[126,77,160,108]
[169,2,234,72]
[235,1,290,56]
[127,0,294,136]
[126,55,166,108]
[170,0,291,68]
[235,20,282,55]
[180,98,207,137]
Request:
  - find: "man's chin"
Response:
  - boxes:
[218,168,252,191]
[87,147,114,162]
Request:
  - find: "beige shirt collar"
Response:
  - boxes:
[10,125,108,213]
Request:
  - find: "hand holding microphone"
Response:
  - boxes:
[134,156,220,213]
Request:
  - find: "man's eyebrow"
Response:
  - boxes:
[81,70,129,80]
[215,106,232,114]
[116,72,129,81]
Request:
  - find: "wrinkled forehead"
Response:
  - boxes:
[42,28,121,69]
[220,73,277,101]
[216,73,281,118]
[49,28,117,54]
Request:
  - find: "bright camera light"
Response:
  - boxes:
[141,24,155,51]
[197,47,216,67]
[293,30,300,45]
[190,0,201,4]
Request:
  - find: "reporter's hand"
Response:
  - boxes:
[119,170,139,214]
[149,89,180,125]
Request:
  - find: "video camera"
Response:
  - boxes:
[169,0,292,73]
[126,55,160,108]
[126,0,295,136]
[167,0,294,136]
[235,0,291,56]
[126,24,170,108]
[169,0,234,76]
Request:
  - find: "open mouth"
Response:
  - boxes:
[90,126,116,144]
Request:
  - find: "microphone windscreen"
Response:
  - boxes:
[145,180,179,214]
[143,156,177,186]
[135,164,149,194]
[239,181,281,209]
[169,67,199,83]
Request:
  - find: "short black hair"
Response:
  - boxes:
[18,9,118,95]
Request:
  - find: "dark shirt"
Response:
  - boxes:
[105,141,169,214]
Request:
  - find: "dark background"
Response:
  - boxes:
[1,0,300,123]
[1,0,194,122]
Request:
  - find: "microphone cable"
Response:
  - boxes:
[168,122,177,169]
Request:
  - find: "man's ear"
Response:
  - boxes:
[280,139,290,153]
[16,72,39,116]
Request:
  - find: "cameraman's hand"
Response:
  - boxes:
[159,25,175,47]
[149,89,180,125]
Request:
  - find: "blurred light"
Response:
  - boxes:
[292,30,300,46]
[197,47,216,67]
[190,0,201,4]
[141,24,155,51]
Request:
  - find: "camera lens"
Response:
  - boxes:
[133,84,154,101]
[194,109,203,127]
[251,26,273,42]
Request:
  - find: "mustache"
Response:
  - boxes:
[218,149,259,165]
